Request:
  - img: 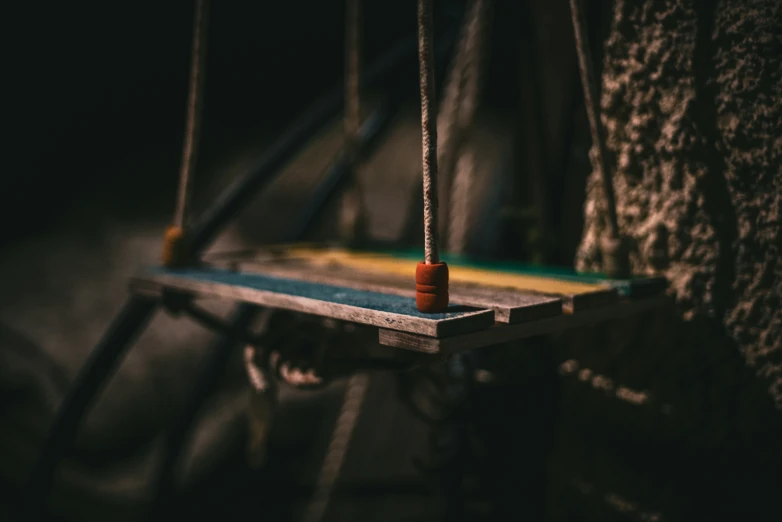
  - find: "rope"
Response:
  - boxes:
[302,373,370,522]
[417,0,440,265]
[338,0,367,245]
[344,0,362,163]
[568,0,619,240]
[163,0,209,267]
[442,0,488,253]
[435,8,472,244]
[174,0,209,229]
[447,148,476,254]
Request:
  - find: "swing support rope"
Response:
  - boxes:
[418,0,440,267]
[440,0,488,254]
[164,0,209,267]
[416,0,450,313]
[338,0,368,245]
[568,0,630,278]
[303,4,370,521]
[344,0,362,172]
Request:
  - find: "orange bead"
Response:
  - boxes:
[162,225,189,267]
[415,261,449,313]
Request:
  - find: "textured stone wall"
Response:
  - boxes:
[576,0,782,408]
[560,0,781,518]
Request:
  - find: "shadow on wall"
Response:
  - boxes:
[547,302,782,521]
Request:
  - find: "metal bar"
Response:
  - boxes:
[19,296,159,519]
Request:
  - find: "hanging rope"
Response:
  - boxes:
[442,0,489,254]
[344,0,362,161]
[243,344,277,469]
[447,149,476,254]
[418,0,440,266]
[415,0,450,314]
[435,7,472,246]
[568,0,629,277]
[302,373,370,522]
[163,0,209,267]
[338,0,367,245]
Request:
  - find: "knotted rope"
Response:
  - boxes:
[418,0,440,266]
[415,0,450,314]
[303,4,371,519]
[163,0,209,266]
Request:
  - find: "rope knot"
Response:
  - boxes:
[162,225,190,267]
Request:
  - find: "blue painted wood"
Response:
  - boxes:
[144,267,481,321]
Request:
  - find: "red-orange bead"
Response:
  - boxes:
[415,261,449,313]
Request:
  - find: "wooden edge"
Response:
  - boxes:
[565,287,620,313]
[129,271,495,338]
[378,295,674,354]
[609,276,668,298]
[212,247,667,298]
[216,255,620,316]
[229,260,563,325]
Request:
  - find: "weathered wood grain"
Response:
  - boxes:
[130,267,495,338]
[228,259,563,324]
[210,245,623,313]
[377,295,673,354]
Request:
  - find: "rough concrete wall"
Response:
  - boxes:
[575,0,782,408]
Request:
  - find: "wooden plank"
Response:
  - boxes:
[227,244,668,299]
[225,247,618,313]
[130,267,495,338]
[377,295,672,354]
[364,247,669,298]
[229,259,563,324]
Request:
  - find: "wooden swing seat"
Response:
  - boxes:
[130,244,669,354]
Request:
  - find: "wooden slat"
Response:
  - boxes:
[227,249,618,313]
[130,267,494,338]
[283,246,607,294]
[230,259,563,324]
[207,245,666,301]
[377,295,672,354]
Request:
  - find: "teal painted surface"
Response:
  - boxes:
[145,267,479,320]
[372,248,667,297]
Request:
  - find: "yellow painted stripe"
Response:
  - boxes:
[277,246,604,296]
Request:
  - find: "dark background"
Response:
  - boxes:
[5,1,417,243]
[5,1,459,243]
[3,0,608,258]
